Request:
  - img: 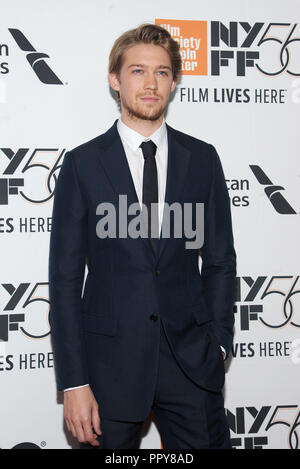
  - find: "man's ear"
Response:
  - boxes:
[171,79,177,93]
[109,72,120,92]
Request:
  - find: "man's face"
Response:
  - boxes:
[109,43,177,122]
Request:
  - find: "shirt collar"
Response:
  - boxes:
[117,118,167,153]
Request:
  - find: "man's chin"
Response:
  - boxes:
[138,111,164,121]
[124,103,165,122]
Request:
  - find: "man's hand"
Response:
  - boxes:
[64,385,101,446]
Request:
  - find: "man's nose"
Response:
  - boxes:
[144,72,158,90]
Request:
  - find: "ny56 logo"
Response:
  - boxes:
[0,282,50,341]
[211,21,300,76]
[255,23,300,77]
[227,405,300,449]
[0,148,64,205]
[235,276,300,330]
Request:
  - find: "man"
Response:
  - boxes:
[49,23,236,449]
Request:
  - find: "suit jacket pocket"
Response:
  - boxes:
[207,322,225,363]
[189,301,211,326]
[82,312,118,336]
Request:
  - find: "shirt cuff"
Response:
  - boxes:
[63,384,89,392]
[220,346,226,360]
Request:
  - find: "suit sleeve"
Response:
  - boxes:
[200,144,237,358]
[48,151,89,391]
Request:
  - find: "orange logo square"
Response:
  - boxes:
[155,19,208,75]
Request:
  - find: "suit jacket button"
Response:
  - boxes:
[155,269,160,276]
[150,314,158,322]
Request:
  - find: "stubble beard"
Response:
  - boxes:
[122,96,166,122]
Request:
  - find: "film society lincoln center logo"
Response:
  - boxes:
[155,19,207,75]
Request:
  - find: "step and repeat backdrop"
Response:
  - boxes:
[1,0,299,449]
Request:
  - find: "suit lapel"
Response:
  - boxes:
[156,125,191,263]
[97,121,155,257]
[97,121,139,210]
[96,121,191,263]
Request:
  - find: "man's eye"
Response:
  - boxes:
[133,69,143,74]
[158,71,168,76]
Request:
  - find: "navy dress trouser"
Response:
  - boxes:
[80,319,231,449]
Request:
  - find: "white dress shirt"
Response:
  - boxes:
[117,117,168,235]
[64,119,225,392]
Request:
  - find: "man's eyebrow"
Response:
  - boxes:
[128,64,145,68]
[156,65,172,70]
[127,64,172,70]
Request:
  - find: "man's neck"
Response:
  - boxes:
[120,112,164,137]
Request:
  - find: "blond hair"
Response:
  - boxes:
[109,23,182,89]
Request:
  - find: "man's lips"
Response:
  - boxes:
[140,96,160,102]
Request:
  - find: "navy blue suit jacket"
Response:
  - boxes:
[49,121,236,421]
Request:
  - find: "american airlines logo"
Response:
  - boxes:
[8,28,63,85]
[250,165,298,214]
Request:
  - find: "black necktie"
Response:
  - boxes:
[140,140,159,254]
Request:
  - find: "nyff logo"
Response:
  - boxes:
[235,275,300,330]
[156,19,300,77]
[0,282,50,342]
[8,28,63,84]
[227,405,300,449]
[0,148,64,205]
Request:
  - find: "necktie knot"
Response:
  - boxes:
[140,140,157,160]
